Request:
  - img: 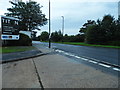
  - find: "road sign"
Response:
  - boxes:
[1,16,20,40]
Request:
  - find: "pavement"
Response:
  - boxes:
[1,45,119,88]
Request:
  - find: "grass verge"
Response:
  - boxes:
[50,42,120,49]
[0,46,36,54]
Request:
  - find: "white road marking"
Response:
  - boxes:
[81,58,89,61]
[64,53,70,55]
[82,56,100,62]
[88,60,97,64]
[74,56,80,59]
[69,54,75,57]
[56,49,120,72]
[113,68,120,71]
[98,63,111,68]
[56,50,64,53]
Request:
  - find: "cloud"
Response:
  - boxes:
[36,0,119,3]
[39,1,118,35]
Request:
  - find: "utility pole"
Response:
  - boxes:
[49,0,51,48]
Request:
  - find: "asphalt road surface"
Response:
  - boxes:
[33,41,119,67]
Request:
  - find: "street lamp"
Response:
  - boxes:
[61,16,64,35]
[49,0,51,48]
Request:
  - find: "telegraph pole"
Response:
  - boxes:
[49,0,51,48]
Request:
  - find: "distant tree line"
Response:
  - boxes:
[63,34,84,42]
[35,14,120,46]
[36,30,84,42]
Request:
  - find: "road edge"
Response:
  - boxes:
[1,52,49,64]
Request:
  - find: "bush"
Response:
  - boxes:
[62,34,84,42]
[85,25,98,44]
[107,41,120,46]
[40,31,49,41]
[18,33,32,46]
[3,33,32,46]
[85,25,106,45]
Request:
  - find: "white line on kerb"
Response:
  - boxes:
[113,68,120,72]
[98,63,111,68]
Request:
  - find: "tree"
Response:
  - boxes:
[112,16,120,45]
[5,1,47,31]
[40,31,49,41]
[85,25,105,44]
[79,20,96,34]
[83,15,119,45]
[100,15,116,42]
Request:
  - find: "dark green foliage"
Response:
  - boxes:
[4,33,32,46]
[107,41,120,46]
[40,31,49,41]
[85,25,105,44]
[63,34,84,42]
[18,33,32,46]
[51,31,63,42]
[79,20,96,34]
[80,14,120,46]
[6,1,47,31]
[85,25,97,44]
[39,31,84,42]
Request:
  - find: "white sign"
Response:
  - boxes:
[1,34,19,40]
[1,16,20,40]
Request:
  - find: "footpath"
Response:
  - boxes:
[1,46,119,88]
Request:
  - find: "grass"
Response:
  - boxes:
[48,41,120,49]
[0,46,36,54]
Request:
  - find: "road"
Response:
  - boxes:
[2,41,119,88]
[33,41,119,66]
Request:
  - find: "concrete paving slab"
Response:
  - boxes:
[34,54,119,88]
[2,59,41,88]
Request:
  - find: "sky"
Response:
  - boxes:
[0,0,119,36]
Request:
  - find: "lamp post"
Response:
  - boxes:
[61,16,64,35]
[49,0,51,48]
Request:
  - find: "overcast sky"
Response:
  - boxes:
[0,0,119,36]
